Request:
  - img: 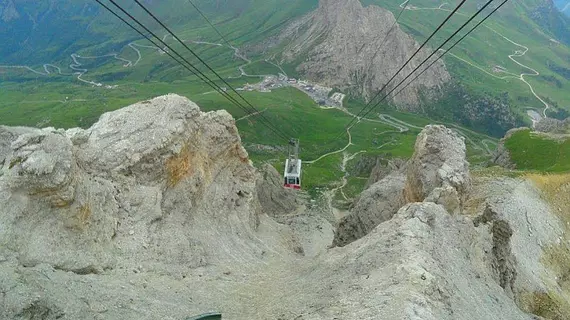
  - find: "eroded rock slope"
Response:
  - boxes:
[279,0,450,108]
[0,95,566,319]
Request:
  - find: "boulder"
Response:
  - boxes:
[333,172,405,247]
[425,186,461,215]
[5,129,76,207]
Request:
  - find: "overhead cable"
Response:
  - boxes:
[354,0,500,126]
[390,0,510,99]
[131,0,290,141]
[94,0,290,141]
[342,0,468,132]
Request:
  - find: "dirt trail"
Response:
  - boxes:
[400,1,551,121]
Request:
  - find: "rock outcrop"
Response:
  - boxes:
[493,127,529,169]
[279,0,450,108]
[334,124,470,246]
[404,125,471,209]
[255,163,299,217]
[0,94,278,276]
[535,117,570,134]
[333,172,405,247]
[365,157,406,188]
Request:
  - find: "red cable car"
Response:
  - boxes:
[283,138,302,189]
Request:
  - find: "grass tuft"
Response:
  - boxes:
[78,203,92,226]
[526,173,570,223]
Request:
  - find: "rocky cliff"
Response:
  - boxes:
[1,95,568,319]
[279,0,450,108]
[535,117,570,134]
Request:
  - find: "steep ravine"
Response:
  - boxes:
[0,95,568,319]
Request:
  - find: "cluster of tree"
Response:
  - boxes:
[422,83,525,137]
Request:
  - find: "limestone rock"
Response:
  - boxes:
[279,0,450,108]
[333,172,405,247]
[0,95,566,319]
[255,163,299,217]
[0,94,267,278]
[365,157,407,188]
[535,117,570,134]
[470,177,564,303]
[404,125,470,206]
[425,186,461,215]
[5,128,76,207]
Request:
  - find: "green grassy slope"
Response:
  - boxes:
[0,0,512,196]
[504,129,570,172]
[363,0,570,124]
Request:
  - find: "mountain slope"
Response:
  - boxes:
[277,0,450,108]
[1,96,569,318]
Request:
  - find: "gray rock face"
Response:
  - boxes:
[279,0,450,108]
[333,124,471,247]
[535,117,570,134]
[424,186,461,215]
[333,172,405,247]
[404,125,471,206]
[365,157,407,188]
[470,177,565,302]
[0,94,268,277]
[6,129,76,207]
[0,97,565,319]
[255,163,299,217]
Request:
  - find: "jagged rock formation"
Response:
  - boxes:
[279,0,450,108]
[365,157,406,188]
[493,127,529,169]
[333,172,405,247]
[0,94,310,276]
[0,95,567,319]
[404,125,470,208]
[334,124,470,246]
[255,163,299,217]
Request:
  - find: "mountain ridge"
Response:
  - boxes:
[1,94,569,318]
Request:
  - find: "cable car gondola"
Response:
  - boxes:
[283,138,301,189]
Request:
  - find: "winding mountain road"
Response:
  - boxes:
[400,1,551,121]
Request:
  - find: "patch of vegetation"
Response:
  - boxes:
[471,166,525,179]
[8,156,23,169]
[242,60,282,76]
[504,129,570,172]
[77,203,92,227]
[526,173,570,223]
[547,106,570,120]
[423,82,525,137]
[519,290,570,320]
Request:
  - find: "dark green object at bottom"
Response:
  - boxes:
[186,312,222,320]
